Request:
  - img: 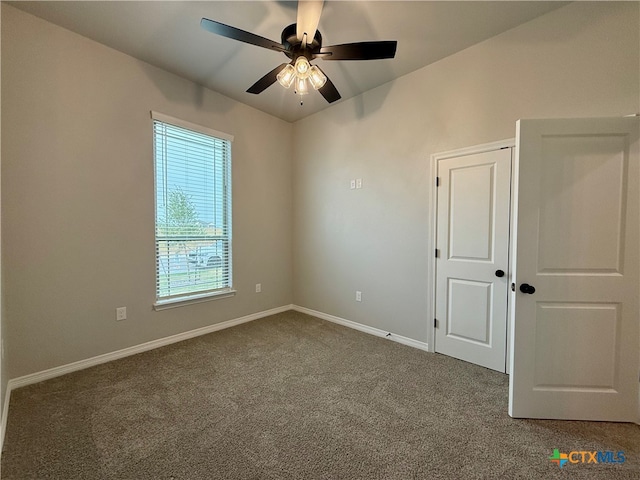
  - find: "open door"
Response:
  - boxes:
[509,117,639,421]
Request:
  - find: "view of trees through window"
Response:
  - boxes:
[153,117,232,300]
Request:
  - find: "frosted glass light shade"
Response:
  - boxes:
[295,77,309,95]
[294,56,311,78]
[276,64,296,88]
[308,66,327,90]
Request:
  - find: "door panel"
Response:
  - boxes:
[449,164,495,261]
[537,135,627,274]
[533,302,619,390]
[435,148,512,372]
[447,279,493,345]
[509,117,639,421]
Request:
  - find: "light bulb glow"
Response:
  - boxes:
[276,64,296,89]
[295,77,309,95]
[278,57,324,99]
[308,66,327,90]
[294,56,311,78]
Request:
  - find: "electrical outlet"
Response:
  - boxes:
[116,306,127,321]
[356,291,362,302]
[356,178,362,189]
[350,179,356,189]
[255,283,262,293]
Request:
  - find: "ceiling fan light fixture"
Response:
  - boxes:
[276,64,296,88]
[201,4,397,105]
[295,77,309,95]
[308,65,327,90]
[294,56,311,78]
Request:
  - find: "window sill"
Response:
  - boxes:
[153,289,237,311]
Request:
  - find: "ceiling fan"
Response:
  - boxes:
[200,0,397,104]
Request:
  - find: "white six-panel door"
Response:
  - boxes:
[435,147,512,372]
[509,117,639,421]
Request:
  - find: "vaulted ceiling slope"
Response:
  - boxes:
[9,1,567,122]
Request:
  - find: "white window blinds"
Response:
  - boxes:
[152,112,232,302]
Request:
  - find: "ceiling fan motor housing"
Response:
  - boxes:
[281,23,322,61]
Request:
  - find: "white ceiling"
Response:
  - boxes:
[9,1,567,122]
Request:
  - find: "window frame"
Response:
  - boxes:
[151,111,235,310]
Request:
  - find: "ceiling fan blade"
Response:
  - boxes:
[317,69,341,104]
[319,41,397,60]
[246,63,290,94]
[296,0,324,46]
[201,18,285,52]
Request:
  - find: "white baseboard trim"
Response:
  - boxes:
[1,304,292,447]
[1,303,430,450]
[292,305,429,352]
[1,384,10,453]
[0,304,293,451]
[8,304,293,392]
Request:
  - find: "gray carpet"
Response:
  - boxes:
[1,310,639,479]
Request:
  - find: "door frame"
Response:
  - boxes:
[428,138,515,372]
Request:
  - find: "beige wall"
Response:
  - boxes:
[292,1,640,341]
[1,4,293,379]
[0,1,5,425]
[1,1,639,382]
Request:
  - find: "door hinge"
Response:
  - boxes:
[436,176,440,187]
[434,318,439,328]
[435,249,440,258]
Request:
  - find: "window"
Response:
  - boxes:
[152,112,233,307]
